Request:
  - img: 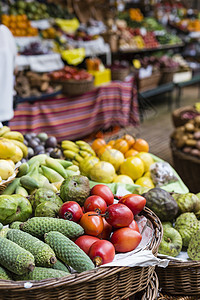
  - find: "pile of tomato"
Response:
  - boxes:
[49,66,93,81]
[59,184,146,266]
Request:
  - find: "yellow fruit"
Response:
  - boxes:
[120,156,144,181]
[0,160,14,180]
[6,159,15,169]
[99,148,124,171]
[144,171,151,178]
[10,146,23,163]
[0,137,16,159]
[79,156,99,177]
[3,131,24,143]
[135,176,155,188]
[135,152,154,172]
[89,161,116,183]
[9,140,28,158]
[113,175,134,184]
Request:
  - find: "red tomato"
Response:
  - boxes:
[111,227,142,253]
[90,184,114,206]
[128,220,140,233]
[79,212,104,236]
[75,235,100,255]
[119,194,146,216]
[105,203,134,228]
[97,217,112,240]
[89,240,115,266]
[84,195,107,214]
[59,201,83,223]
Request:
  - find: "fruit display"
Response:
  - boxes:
[0,126,28,182]
[15,71,59,99]
[46,3,74,19]
[1,14,38,37]
[23,132,61,160]
[50,66,93,82]
[0,177,152,281]
[153,189,200,260]
[172,19,200,32]
[2,155,80,197]
[8,1,49,20]
[19,42,53,56]
[171,116,200,158]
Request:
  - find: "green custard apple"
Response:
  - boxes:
[175,212,198,247]
[158,226,182,257]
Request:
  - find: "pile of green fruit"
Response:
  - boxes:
[143,188,200,260]
[9,1,49,20]
[0,217,94,281]
[2,154,80,196]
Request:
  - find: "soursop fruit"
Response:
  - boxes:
[60,175,90,206]
[187,230,200,260]
[158,226,182,257]
[30,188,63,211]
[175,212,198,247]
[143,188,179,221]
[174,193,200,214]
[13,267,69,281]
[0,265,12,280]
[34,201,59,218]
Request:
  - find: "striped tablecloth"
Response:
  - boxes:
[10,78,139,141]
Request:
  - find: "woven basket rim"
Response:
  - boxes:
[172,105,196,118]
[0,206,162,291]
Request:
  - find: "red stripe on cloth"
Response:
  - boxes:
[10,78,139,141]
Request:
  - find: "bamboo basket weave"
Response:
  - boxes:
[172,105,199,128]
[52,79,95,96]
[0,207,162,300]
[138,72,161,92]
[135,271,159,300]
[156,260,200,296]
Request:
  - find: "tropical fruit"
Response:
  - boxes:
[113,175,134,184]
[0,194,32,225]
[0,160,14,180]
[91,138,106,152]
[175,193,200,214]
[0,236,35,275]
[187,230,200,260]
[89,161,116,183]
[60,175,90,206]
[0,138,16,159]
[20,217,84,239]
[135,152,154,172]
[132,138,149,152]
[158,226,182,257]
[99,148,124,171]
[10,221,22,229]
[44,231,95,273]
[0,266,12,280]
[52,259,69,272]
[135,176,154,188]
[113,139,129,154]
[143,188,179,221]
[79,156,99,177]
[7,229,56,267]
[34,201,60,218]
[14,267,69,281]
[120,156,144,181]
[10,146,23,163]
[30,188,63,211]
[175,212,198,247]
[124,149,138,158]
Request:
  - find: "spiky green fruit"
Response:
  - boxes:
[34,201,59,218]
[44,231,94,273]
[20,217,84,239]
[0,265,12,280]
[188,230,200,260]
[10,221,22,229]
[175,212,198,247]
[60,175,90,206]
[7,229,56,267]
[0,227,10,238]
[0,236,35,275]
[52,259,69,272]
[14,267,69,281]
[175,193,200,214]
[30,188,63,211]
[159,227,182,257]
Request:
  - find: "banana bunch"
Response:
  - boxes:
[1,154,80,196]
[61,140,96,167]
[0,126,28,163]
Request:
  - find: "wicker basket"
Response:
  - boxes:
[111,68,130,81]
[0,207,162,300]
[52,79,95,96]
[170,140,200,193]
[158,292,199,300]
[156,259,200,296]
[101,32,119,53]
[160,67,179,84]
[135,271,159,300]
[138,72,161,92]
[172,105,199,127]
